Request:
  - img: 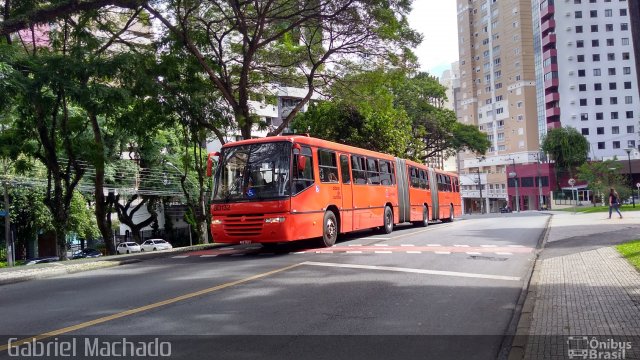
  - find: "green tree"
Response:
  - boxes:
[541,127,590,188]
[577,160,629,205]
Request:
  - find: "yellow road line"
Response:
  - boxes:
[0,262,304,352]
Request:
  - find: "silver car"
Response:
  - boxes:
[117,242,142,254]
[141,239,173,251]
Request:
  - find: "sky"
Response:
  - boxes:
[407,1,459,78]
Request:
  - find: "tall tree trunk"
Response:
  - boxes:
[90,113,115,255]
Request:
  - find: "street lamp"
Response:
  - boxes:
[476,156,485,214]
[508,158,520,212]
[624,148,635,208]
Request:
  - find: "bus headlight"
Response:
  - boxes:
[264,217,285,223]
[211,219,223,225]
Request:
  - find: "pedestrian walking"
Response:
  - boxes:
[608,187,623,219]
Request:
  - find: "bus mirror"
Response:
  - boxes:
[292,143,301,155]
[297,155,307,172]
[206,152,220,177]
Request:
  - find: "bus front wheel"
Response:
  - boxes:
[320,211,338,247]
[383,206,393,234]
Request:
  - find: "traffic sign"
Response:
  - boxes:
[636,182,640,189]
[568,178,576,186]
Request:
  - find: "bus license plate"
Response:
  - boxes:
[240,240,252,244]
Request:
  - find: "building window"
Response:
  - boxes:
[610,96,617,104]
[597,127,605,135]
[598,142,605,149]
[580,99,588,106]
[594,83,602,90]
[496,107,504,114]
[577,55,585,62]
[623,67,631,75]
[628,125,635,133]
[590,10,597,17]
[596,112,604,120]
[581,113,589,121]
[576,26,583,33]
[608,68,616,75]
[582,128,590,135]
[579,84,587,91]
[623,52,630,60]
[595,97,603,105]
[607,39,614,46]
[621,23,628,31]
[592,39,599,47]
[605,9,613,17]
[620,9,627,16]
[627,111,634,119]
[575,11,582,18]
[625,82,632,89]
[608,53,615,61]
[593,69,601,76]
[577,40,584,48]
[593,54,600,61]
[591,24,599,32]
[611,112,618,119]
[625,96,633,104]
[495,95,503,101]
[606,24,613,32]
[609,83,617,90]
[613,141,620,149]
[622,38,629,45]
[612,126,620,134]
[629,140,636,149]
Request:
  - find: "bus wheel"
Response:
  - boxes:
[320,211,338,247]
[383,206,393,234]
[414,205,429,227]
[442,205,454,223]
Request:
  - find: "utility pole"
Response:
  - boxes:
[476,156,485,214]
[3,181,13,267]
[508,158,520,212]
[625,148,635,207]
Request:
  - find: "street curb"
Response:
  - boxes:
[0,243,224,286]
[499,214,552,360]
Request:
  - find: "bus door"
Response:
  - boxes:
[429,169,439,220]
[339,154,354,232]
[395,158,410,223]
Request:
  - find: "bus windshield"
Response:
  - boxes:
[213,142,291,202]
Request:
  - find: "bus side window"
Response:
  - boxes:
[367,158,380,185]
[318,150,339,183]
[424,170,430,190]
[340,154,351,184]
[292,146,315,194]
[410,167,419,188]
[390,162,396,185]
[351,156,367,184]
[419,170,427,189]
[379,160,391,185]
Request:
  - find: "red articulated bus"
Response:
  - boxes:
[208,135,461,247]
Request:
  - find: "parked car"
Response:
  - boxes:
[25,256,59,265]
[141,239,173,252]
[116,242,141,254]
[72,248,102,259]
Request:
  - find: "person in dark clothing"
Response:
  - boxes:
[608,187,623,219]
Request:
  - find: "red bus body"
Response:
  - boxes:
[210,136,462,244]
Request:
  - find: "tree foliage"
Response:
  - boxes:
[577,159,629,204]
[541,127,590,188]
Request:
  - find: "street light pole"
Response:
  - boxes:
[476,156,485,214]
[625,148,635,208]
[508,158,520,212]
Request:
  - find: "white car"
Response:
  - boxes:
[117,242,141,254]
[141,239,173,251]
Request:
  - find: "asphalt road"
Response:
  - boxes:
[0,212,549,360]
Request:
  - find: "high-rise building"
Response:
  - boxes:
[456,0,548,212]
[539,0,640,160]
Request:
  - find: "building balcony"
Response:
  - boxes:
[545,107,561,118]
[543,63,558,73]
[542,33,556,48]
[545,92,560,104]
[544,78,559,89]
[543,48,557,59]
[541,5,555,20]
[541,19,555,34]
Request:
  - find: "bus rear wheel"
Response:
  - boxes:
[414,206,429,227]
[320,211,338,247]
[383,206,393,234]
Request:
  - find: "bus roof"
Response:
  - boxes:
[220,135,458,177]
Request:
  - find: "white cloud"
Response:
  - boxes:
[408,1,459,77]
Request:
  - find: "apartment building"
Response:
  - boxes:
[539,0,640,160]
[456,0,549,212]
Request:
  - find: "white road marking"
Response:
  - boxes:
[172,255,189,258]
[315,251,334,254]
[200,255,218,258]
[406,251,422,254]
[400,244,415,247]
[466,252,482,255]
[434,251,451,255]
[302,262,521,281]
[496,252,513,255]
[374,251,392,254]
[220,247,235,250]
[293,251,306,254]
[507,245,525,248]
[367,237,391,240]
[427,244,441,247]
[346,251,363,254]
[373,244,389,247]
[348,244,363,247]
[481,245,498,248]
[454,245,470,248]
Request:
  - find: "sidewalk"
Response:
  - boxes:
[0,243,222,286]
[514,210,640,359]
